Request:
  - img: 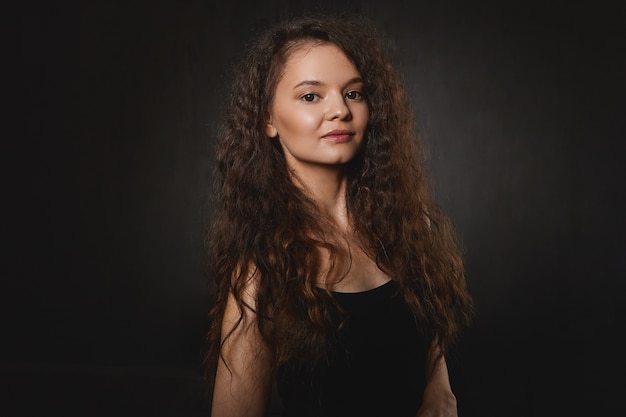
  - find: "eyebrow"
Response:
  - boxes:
[292,77,364,90]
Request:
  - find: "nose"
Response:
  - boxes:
[327,93,352,121]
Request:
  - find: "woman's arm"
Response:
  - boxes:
[211,273,273,417]
[415,343,458,417]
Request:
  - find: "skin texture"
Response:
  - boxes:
[211,42,459,417]
[211,269,272,417]
[265,43,369,172]
[417,344,458,417]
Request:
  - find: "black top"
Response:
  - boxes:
[275,280,428,417]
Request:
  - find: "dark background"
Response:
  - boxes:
[6,0,625,416]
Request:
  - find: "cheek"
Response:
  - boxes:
[277,108,321,137]
[355,106,369,130]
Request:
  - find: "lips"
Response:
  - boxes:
[322,129,354,143]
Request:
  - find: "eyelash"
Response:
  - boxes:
[300,90,364,102]
[345,90,363,100]
[301,93,319,102]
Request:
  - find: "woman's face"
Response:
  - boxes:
[266,42,369,173]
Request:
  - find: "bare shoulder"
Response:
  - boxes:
[222,264,262,337]
[212,264,272,417]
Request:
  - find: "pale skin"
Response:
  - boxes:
[211,42,458,417]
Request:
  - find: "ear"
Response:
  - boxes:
[265,121,278,138]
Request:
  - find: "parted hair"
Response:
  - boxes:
[203,13,473,388]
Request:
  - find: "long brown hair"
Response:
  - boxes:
[203,13,473,388]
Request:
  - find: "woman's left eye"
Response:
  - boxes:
[345,90,363,100]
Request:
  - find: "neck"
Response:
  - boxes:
[290,163,350,231]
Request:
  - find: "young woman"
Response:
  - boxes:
[204,13,473,417]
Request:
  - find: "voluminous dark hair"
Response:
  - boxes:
[203,13,473,388]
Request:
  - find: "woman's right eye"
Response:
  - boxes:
[301,93,319,102]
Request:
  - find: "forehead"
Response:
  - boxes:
[278,42,361,85]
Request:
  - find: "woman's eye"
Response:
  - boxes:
[345,90,363,100]
[301,93,319,102]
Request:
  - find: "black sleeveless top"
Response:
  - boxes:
[274,280,429,417]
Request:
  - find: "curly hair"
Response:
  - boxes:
[203,13,473,389]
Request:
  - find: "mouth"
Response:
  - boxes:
[322,129,355,143]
